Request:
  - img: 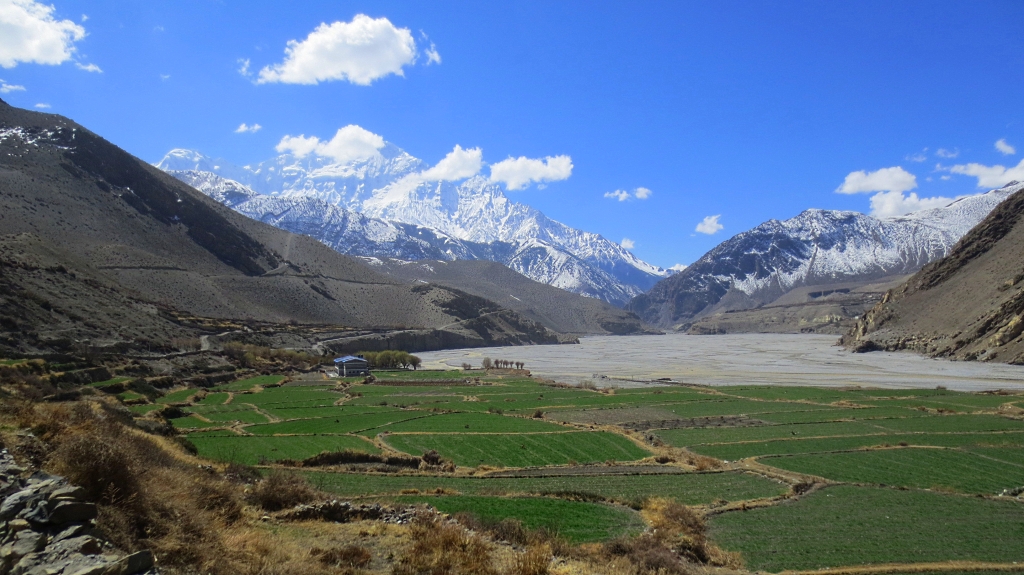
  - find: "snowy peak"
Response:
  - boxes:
[156,144,666,305]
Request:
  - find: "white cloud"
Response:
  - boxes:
[936,148,959,159]
[276,134,320,158]
[869,191,956,218]
[695,215,724,235]
[603,187,651,202]
[75,62,100,73]
[235,123,262,134]
[0,80,25,93]
[159,73,169,81]
[489,155,573,190]
[275,125,385,163]
[257,14,418,86]
[621,238,635,249]
[424,43,441,65]
[905,149,927,162]
[0,0,86,68]
[836,166,917,194]
[948,158,1024,189]
[995,139,1016,156]
[237,58,250,77]
[33,102,48,108]
[80,14,86,22]
[419,145,482,181]
[669,263,688,273]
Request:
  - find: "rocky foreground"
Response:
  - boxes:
[1,449,155,575]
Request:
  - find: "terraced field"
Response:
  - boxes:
[764,448,1024,494]
[389,495,646,543]
[710,485,1024,571]
[305,469,787,504]
[142,370,1024,574]
[385,431,650,467]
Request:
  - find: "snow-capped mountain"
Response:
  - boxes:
[627,182,1023,328]
[158,146,667,305]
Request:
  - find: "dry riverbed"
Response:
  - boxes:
[418,333,1024,392]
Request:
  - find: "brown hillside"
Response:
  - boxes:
[842,183,1024,363]
[0,99,557,355]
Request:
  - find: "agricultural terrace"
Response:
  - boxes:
[137,369,1024,570]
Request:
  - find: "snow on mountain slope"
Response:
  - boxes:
[158,146,667,305]
[165,169,645,305]
[628,182,1023,328]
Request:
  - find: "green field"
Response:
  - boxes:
[159,388,198,404]
[247,411,430,435]
[657,420,887,446]
[173,372,1024,564]
[357,411,570,435]
[306,470,786,505]
[689,431,1024,460]
[196,392,230,405]
[384,431,650,467]
[170,415,221,430]
[710,485,1024,571]
[199,409,270,425]
[969,446,1024,467]
[189,433,381,465]
[765,448,1024,494]
[387,495,646,543]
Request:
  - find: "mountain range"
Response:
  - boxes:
[0,99,585,355]
[628,183,1022,330]
[156,148,668,306]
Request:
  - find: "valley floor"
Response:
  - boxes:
[418,333,1024,392]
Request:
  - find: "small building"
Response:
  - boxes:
[333,355,370,377]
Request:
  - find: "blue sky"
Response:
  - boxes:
[2,0,1023,268]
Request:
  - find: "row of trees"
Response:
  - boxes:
[358,350,421,370]
[481,357,525,370]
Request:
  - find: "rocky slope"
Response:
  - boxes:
[841,184,1024,363]
[158,149,667,306]
[628,183,1023,330]
[0,100,560,355]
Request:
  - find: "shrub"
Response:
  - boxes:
[511,543,552,575]
[48,426,141,503]
[422,449,442,466]
[294,449,421,468]
[639,498,742,568]
[604,533,691,575]
[246,470,319,512]
[392,516,497,575]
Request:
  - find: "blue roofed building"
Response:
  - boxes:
[333,355,370,377]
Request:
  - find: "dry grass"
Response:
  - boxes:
[247,470,320,512]
[391,515,499,575]
[641,498,743,569]
[0,397,347,575]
